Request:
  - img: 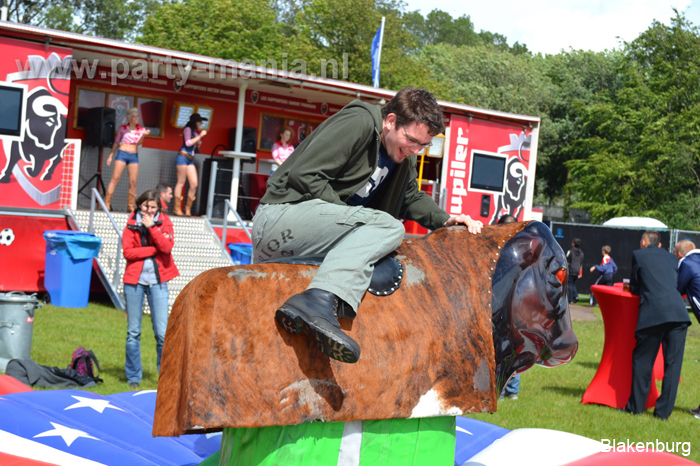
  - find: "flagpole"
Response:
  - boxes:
[374,17,385,88]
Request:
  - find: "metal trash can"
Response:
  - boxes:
[0,292,43,372]
[43,230,102,308]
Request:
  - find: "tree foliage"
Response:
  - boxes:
[404,9,529,55]
[404,10,479,50]
[6,0,150,40]
[140,0,284,61]
[566,13,700,228]
[535,49,623,205]
[411,43,550,116]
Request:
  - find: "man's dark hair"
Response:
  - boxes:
[498,214,516,224]
[135,189,161,212]
[381,87,445,136]
[572,238,582,248]
[155,183,171,196]
[643,231,660,246]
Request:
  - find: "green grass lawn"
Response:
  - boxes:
[17,300,700,462]
[29,299,161,395]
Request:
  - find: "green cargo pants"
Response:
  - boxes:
[251,199,405,312]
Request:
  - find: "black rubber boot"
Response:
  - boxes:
[276,289,361,363]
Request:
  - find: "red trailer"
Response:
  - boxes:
[0,22,541,294]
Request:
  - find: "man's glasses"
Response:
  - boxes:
[402,127,432,149]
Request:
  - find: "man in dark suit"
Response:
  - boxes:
[625,231,691,420]
[674,239,700,418]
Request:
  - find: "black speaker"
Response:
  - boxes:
[229,127,257,153]
[86,107,116,147]
[200,157,232,218]
[480,194,491,217]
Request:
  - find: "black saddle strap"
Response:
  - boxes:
[266,254,404,297]
[367,255,404,296]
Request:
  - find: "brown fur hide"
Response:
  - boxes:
[153,222,530,436]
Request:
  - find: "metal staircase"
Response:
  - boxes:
[68,201,238,313]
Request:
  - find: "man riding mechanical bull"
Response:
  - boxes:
[153,87,577,438]
[253,87,484,364]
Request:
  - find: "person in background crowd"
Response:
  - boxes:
[589,245,617,307]
[675,239,700,324]
[122,189,179,387]
[270,126,295,174]
[174,113,207,216]
[105,108,150,212]
[498,214,520,400]
[155,183,173,213]
[566,238,584,304]
[674,239,700,420]
[624,231,690,420]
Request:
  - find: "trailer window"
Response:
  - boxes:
[258,112,322,151]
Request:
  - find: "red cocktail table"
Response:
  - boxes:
[581,284,664,409]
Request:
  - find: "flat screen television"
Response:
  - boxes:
[0,85,25,137]
[469,151,506,193]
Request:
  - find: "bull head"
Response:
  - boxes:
[491,221,578,394]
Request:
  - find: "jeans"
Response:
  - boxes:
[567,273,579,303]
[124,282,169,385]
[252,200,406,312]
[115,149,138,165]
[589,274,613,306]
[503,374,520,396]
[175,154,195,166]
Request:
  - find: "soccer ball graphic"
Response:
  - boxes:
[0,228,15,246]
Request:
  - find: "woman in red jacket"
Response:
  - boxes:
[122,189,179,387]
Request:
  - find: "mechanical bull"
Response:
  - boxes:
[153,221,577,436]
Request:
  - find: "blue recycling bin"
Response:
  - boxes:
[43,230,102,308]
[228,243,253,265]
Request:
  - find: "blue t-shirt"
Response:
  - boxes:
[347,144,396,207]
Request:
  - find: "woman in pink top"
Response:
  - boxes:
[270,126,294,173]
[105,108,150,211]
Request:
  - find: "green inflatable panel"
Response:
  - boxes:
[198,417,456,466]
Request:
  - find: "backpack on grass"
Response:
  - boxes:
[69,347,103,384]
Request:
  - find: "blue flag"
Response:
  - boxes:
[371,18,385,88]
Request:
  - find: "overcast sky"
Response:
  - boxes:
[401,0,700,55]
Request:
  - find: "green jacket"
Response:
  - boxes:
[262,100,450,230]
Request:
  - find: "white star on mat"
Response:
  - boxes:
[64,396,125,414]
[34,422,100,447]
